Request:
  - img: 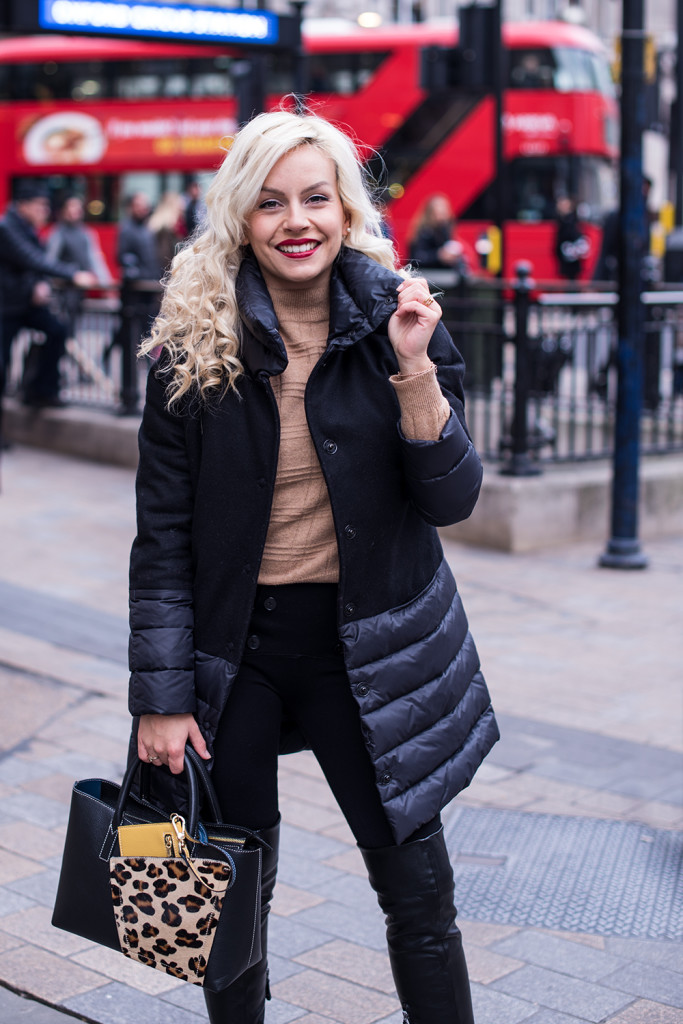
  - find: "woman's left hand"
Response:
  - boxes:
[388,277,442,375]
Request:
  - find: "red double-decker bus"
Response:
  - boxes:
[0,18,617,279]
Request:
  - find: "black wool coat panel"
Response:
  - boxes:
[129,247,499,843]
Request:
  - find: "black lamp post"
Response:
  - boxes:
[599,0,649,569]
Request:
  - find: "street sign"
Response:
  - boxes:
[5,0,298,48]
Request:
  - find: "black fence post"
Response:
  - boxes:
[500,260,542,477]
[119,292,141,415]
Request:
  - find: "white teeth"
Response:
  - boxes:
[278,242,318,253]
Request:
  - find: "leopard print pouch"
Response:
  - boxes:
[109,853,233,985]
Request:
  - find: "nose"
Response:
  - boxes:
[283,200,310,232]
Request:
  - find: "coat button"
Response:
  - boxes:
[344,524,356,539]
[344,602,356,617]
[356,683,369,697]
[264,597,277,611]
[379,770,392,784]
[246,634,260,650]
[323,439,338,454]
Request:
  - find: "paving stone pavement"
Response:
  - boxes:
[0,444,681,1024]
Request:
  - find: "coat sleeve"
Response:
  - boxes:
[128,365,197,718]
[0,220,77,280]
[399,321,483,527]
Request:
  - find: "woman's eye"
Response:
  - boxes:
[258,199,280,210]
[307,194,329,204]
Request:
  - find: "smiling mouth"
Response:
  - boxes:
[277,241,320,255]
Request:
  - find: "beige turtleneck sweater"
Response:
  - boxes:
[257,283,451,586]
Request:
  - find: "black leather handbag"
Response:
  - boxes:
[52,747,267,991]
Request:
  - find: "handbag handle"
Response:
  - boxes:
[183,745,223,824]
[113,746,222,837]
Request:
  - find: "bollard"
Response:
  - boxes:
[500,261,542,476]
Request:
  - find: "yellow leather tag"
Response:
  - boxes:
[117,823,180,857]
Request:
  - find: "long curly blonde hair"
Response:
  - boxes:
[141,109,398,407]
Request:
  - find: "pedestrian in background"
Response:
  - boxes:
[554,195,589,281]
[46,195,112,335]
[0,181,96,409]
[183,177,207,237]
[104,192,162,370]
[130,109,497,1024]
[148,191,186,275]
[117,192,162,287]
[408,193,475,278]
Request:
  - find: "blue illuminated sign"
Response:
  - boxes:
[38,0,280,45]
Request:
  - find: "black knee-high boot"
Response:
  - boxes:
[360,825,474,1024]
[204,817,280,1024]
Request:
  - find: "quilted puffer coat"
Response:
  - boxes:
[129,247,499,843]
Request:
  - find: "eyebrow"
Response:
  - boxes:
[259,180,331,197]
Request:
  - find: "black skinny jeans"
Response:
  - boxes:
[211,583,438,850]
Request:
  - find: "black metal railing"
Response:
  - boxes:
[5,272,683,469]
[430,266,683,470]
[4,280,161,415]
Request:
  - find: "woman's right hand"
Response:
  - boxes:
[137,712,210,775]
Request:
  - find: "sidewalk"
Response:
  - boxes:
[0,444,681,1024]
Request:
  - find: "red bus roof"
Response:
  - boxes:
[0,20,608,64]
[304,19,608,54]
[0,34,227,63]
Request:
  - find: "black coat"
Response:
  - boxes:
[129,247,498,843]
[0,207,77,316]
[409,223,452,269]
[118,216,161,283]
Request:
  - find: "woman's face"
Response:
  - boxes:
[244,146,349,291]
[428,196,453,225]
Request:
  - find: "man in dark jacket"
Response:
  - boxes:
[117,192,162,285]
[104,192,162,370]
[0,181,96,407]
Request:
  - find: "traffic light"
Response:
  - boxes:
[458,3,497,92]
[419,3,497,94]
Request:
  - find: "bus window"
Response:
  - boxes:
[190,71,232,97]
[575,157,618,221]
[553,48,593,92]
[307,51,389,94]
[509,47,615,98]
[462,156,615,224]
[553,48,615,96]
[116,72,164,99]
[509,157,564,221]
[508,49,556,89]
[118,172,177,215]
[8,173,115,221]
[588,51,616,98]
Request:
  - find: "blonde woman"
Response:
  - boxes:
[129,109,498,1024]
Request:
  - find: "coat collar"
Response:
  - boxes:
[236,247,402,379]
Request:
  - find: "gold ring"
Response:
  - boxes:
[422,294,434,307]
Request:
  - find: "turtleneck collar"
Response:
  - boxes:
[267,281,330,326]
